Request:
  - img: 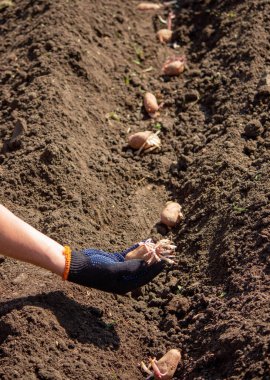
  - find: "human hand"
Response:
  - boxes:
[64,243,165,295]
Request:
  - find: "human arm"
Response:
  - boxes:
[0,204,65,275]
[0,204,165,294]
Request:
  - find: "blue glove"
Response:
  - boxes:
[66,244,165,295]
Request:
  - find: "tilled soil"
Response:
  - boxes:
[0,0,270,379]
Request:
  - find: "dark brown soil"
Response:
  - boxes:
[0,0,270,379]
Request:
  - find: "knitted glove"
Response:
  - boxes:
[63,244,165,295]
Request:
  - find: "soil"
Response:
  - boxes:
[0,0,270,379]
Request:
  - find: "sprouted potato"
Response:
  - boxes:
[128,130,161,155]
[160,201,184,227]
[141,349,181,380]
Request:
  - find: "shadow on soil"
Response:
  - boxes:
[0,291,120,348]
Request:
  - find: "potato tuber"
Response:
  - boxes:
[157,29,173,43]
[162,56,186,76]
[152,349,181,380]
[128,130,161,154]
[157,11,174,43]
[141,349,181,380]
[160,201,183,227]
[144,92,160,117]
[137,2,163,11]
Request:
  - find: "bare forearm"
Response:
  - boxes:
[0,205,65,276]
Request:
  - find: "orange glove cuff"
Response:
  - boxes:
[62,245,72,281]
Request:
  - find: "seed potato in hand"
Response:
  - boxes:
[125,238,176,265]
